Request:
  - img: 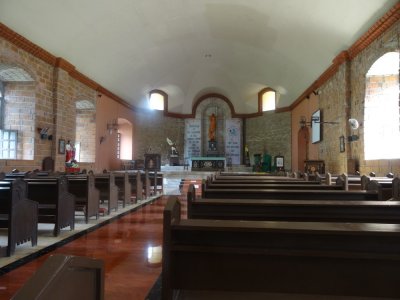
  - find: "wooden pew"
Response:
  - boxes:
[140,170,151,199]
[211,177,318,185]
[23,176,75,236]
[393,177,400,200]
[163,197,400,300]
[188,184,400,223]
[67,173,100,223]
[12,254,104,300]
[114,172,132,208]
[361,175,395,200]
[132,171,143,202]
[204,180,344,191]
[149,171,163,196]
[202,175,380,200]
[214,174,306,182]
[4,174,75,236]
[0,179,38,256]
[316,173,361,189]
[120,170,143,203]
[95,173,118,215]
[218,172,290,178]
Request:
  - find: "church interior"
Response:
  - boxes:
[0,1,400,299]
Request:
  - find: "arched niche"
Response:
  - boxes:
[195,96,232,156]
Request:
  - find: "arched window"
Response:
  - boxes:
[75,100,96,163]
[258,88,276,112]
[0,64,35,160]
[364,52,400,160]
[149,90,166,110]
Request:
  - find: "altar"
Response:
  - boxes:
[191,157,226,171]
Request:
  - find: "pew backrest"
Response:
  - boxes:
[163,196,400,299]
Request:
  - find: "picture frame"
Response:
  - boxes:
[274,155,285,172]
[58,139,65,154]
[339,135,345,153]
[311,109,322,144]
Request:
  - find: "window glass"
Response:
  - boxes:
[364,52,400,160]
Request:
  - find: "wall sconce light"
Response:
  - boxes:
[107,119,119,134]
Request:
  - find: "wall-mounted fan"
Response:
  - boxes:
[348,118,360,142]
[348,118,359,130]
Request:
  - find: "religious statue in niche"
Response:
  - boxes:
[65,140,79,169]
[208,113,216,141]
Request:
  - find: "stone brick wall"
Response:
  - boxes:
[0,36,55,171]
[0,36,100,172]
[133,110,185,165]
[315,20,400,176]
[317,62,348,174]
[246,111,292,170]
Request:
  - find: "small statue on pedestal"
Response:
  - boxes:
[166,138,178,156]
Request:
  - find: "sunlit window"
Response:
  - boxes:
[0,130,17,159]
[364,52,400,160]
[261,89,276,112]
[149,92,165,110]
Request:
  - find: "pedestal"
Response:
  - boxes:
[169,155,179,166]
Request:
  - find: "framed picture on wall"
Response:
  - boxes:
[311,109,322,143]
[58,139,65,154]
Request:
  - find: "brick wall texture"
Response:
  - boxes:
[0,18,398,175]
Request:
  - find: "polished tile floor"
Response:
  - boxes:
[0,195,186,299]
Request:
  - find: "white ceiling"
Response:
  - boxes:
[0,0,397,114]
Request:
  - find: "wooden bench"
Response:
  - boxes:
[163,197,400,299]
[140,170,151,199]
[0,179,38,256]
[95,173,118,215]
[23,176,75,236]
[130,171,143,202]
[149,171,163,196]
[202,182,380,200]
[218,172,291,178]
[213,174,306,182]
[120,170,144,203]
[361,175,396,200]
[114,172,132,208]
[67,173,100,223]
[12,254,104,300]
[316,173,361,188]
[204,180,344,191]
[4,175,76,236]
[188,184,400,223]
